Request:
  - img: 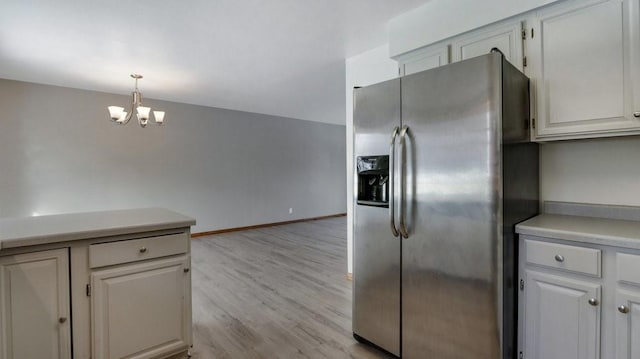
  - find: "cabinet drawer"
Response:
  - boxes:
[89,232,188,268]
[617,253,640,285]
[525,239,601,277]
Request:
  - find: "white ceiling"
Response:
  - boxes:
[0,0,429,125]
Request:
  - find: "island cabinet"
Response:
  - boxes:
[516,213,640,359]
[0,208,195,359]
[0,249,71,359]
[89,232,192,359]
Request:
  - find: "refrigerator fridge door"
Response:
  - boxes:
[400,53,503,358]
[353,78,401,356]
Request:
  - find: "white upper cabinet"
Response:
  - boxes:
[397,19,524,77]
[527,0,640,139]
[390,0,640,141]
[397,44,450,76]
[452,20,525,71]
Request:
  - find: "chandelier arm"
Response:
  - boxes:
[118,91,137,125]
[121,110,134,125]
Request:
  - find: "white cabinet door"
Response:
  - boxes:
[632,0,640,116]
[91,255,191,359]
[0,249,71,359]
[528,0,640,139]
[452,20,524,71]
[615,289,640,359]
[398,44,449,76]
[524,270,601,359]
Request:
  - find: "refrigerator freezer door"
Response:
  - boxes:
[400,53,503,358]
[353,78,401,356]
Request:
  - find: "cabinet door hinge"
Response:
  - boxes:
[523,56,527,67]
[520,279,525,291]
[531,28,534,38]
[86,284,91,297]
[520,350,524,359]
[532,118,536,129]
[521,29,527,40]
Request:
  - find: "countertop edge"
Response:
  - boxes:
[516,214,640,249]
[0,208,196,251]
[0,220,195,250]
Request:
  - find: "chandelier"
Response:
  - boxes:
[107,74,165,127]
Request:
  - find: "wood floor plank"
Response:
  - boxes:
[190,217,392,359]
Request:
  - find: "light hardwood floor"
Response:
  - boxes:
[190,216,392,359]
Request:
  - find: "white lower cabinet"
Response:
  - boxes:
[520,236,640,359]
[91,255,192,359]
[0,249,71,359]
[615,252,640,359]
[524,270,600,359]
[615,289,640,358]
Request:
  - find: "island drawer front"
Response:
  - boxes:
[525,239,601,277]
[89,232,189,268]
[617,253,640,285]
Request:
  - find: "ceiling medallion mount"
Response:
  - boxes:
[107,74,165,128]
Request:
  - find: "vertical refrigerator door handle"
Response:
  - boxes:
[389,127,400,237]
[399,126,410,239]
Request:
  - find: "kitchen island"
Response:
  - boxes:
[0,208,195,359]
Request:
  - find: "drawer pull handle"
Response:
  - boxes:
[619,305,630,314]
[139,247,147,253]
[184,268,190,273]
[554,254,565,262]
[634,112,640,118]
[59,317,67,324]
[588,298,599,306]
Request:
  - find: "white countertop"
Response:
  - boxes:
[516,214,640,249]
[0,208,196,250]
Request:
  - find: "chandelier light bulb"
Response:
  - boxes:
[108,106,124,122]
[137,106,151,127]
[117,111,128,124]
[153,111,165,125]
[137,106,151,120]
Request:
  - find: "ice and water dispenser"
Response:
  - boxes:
[356,155,389,208]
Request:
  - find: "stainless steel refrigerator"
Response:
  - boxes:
[352,52,539,359]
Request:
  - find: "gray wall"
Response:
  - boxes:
[540,136,640,206]
[0,79,347,232]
